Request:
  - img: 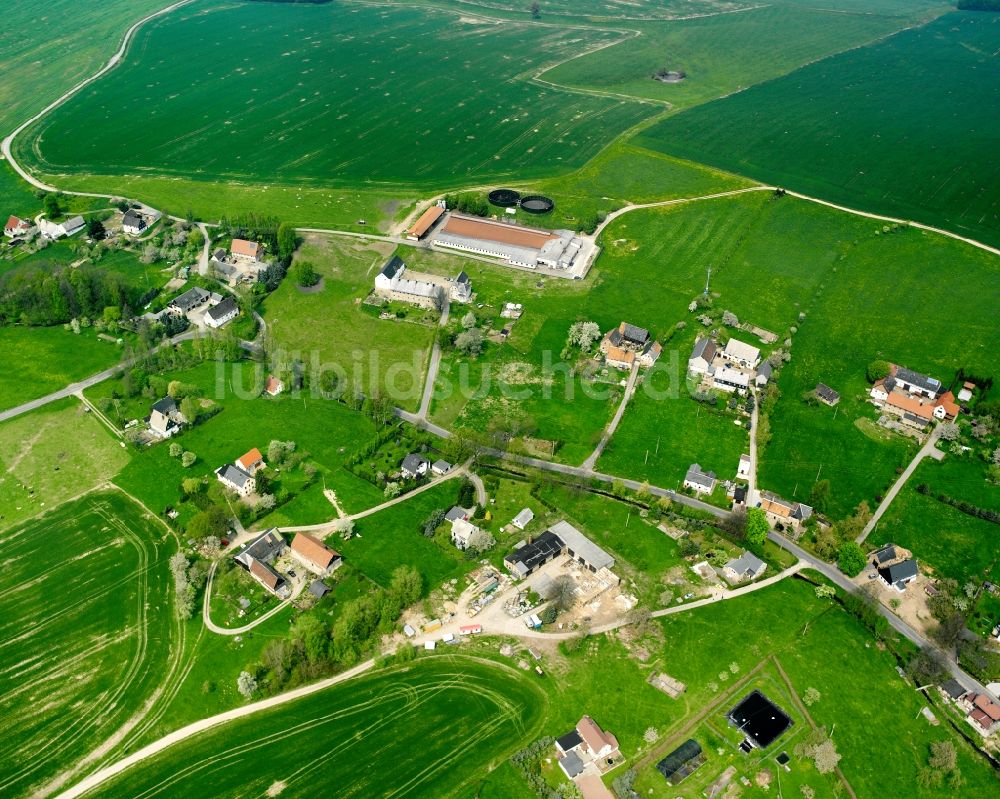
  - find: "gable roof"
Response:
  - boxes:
[309,579,331,598]
[723,338,760,363]
[238,448,264,470]
[873,544,897,565]
[239,529,285,563]
[619,322,649,345]
[62,215,85,233]
[894,366,941,395]
[445,506,468,523]
[407,204,444,238]
[879,559,918,585]
[815,383,839,403]
[725,551,765,577]
[656,738,703,782]
[250,558,283,591]
[291,532,340,570]
[940,679,967,700]
[122,210,144,227]
[380,255,405,280]
[684,463,716,490]
[577,715,618,754]
[690,337,717,362]
[231,238,259,258]
[556,730,583,752]
[549,520,614,571]
[757,362,773,379]
[207,296,238,321]
[265,375,283,394]
[4,215,28,232]
[513,507,534,528]
[558,750,585,778]
[151,397,177,415]
[401,453,428,473]
[455,270,470,285]
[171,286,209,309]
[217,463,253,490]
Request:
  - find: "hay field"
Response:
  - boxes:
[20,0,652,188]
[87,656,546,799]
[0,491,179,799]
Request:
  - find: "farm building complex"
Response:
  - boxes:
[431,213,595,276]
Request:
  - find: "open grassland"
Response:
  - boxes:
[20,0,651,189]
[639,12,1000,246]
[874,459,999,586]
[0,491,179,799]
[432,0,752,20]
[95,361,386,519]
[0,399,130,531]
[544,1,936,107]
[0,160,41,220]
[263,234,436,412]
[0,325,123,411]
[87,656,546,799]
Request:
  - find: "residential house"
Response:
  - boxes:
[759,490,813,531]
[450,271,472,303]
[236,447,266,476]
[713,366,750,394]
[264,375,284,396]
[39,215,85,240]
[555,716,621,780]
[234,529,286,570]
[939,679,968,702]
[205,296,239,329]
[374,255,443,309]
[815,383,840,406]
[755,361,772,387]
[871,544,899,568]
[933,391,960,420]
[290,532,342,576]
[683,463,717,495]
[737,454,751,481]
[231,238,260,263]
[148,397,184,438]
[4,215,34,238]
[431,459,452,475]
[249,559,289,598]
[722,339,760,369]
[450,518,480,550]
[877,559,919,592]
[688,337,717,375]
[445,506,470,523]
[511,507,534,530]
[893,365,942,398]
[400,453,430,479]
[216,463,256,496]
[732,484,747,507]
[722,551,766,585]
[169,286,209,314]
[969,694,1000,736]
[600,322,661,370]
[122,210,147,235]
[870,376,895,403]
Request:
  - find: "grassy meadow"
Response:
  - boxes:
[639,11,1000,246]
[0,491,179,799]
[20,0,652,188]
[0,398,130,531]
[86,657,547,799]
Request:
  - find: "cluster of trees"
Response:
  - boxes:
[509,737,558,799]
[958,0,1000,9]
[793,728,841,775]
[168,551,208,619]
[442,193,489,217]
[565,320,601,353]
[0,263,144,326]
[292,260,319,288]
[453,311,484,356]
[245,565,422,696]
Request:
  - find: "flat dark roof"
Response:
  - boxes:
[728,690,792,749]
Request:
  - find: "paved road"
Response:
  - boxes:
[857,426,942,544]
[196,223,211,276]
[581,362,640,471]
[416,302,448,420]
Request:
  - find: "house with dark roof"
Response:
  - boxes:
[815,383,840,406]
[216,463,255,496]
[600,322,661,370]
[445,506,470,523]
[688,337,717,375]
[234,529,286,569]
[893,365,942,398]
[656,739,705,786]
[877,559,919,592]
[504,530,564,579]
[505,521,615,579]
[308,579,331,598]
[249,559,289,597]
[683,463,717,495]
[122,210,147,236]
[148,396,184,438]
[722,551,766,585]
[755,361,772,387]
[400,453,429,479]
[450,270,472,303]
[169,286,210,314]
[205,296,239,329]
[940,679,968,701]
[554,716,621,782]
[871,544,898,567]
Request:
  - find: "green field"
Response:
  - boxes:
[96,361,386,519]
[0,399,130,531]
[544,1,937,108]
[20,0,651,189]
[0,326,123,411]
[639,11,1000,246]
[262,234,437,412]
[0,491,179,799]
[87,656,546,799]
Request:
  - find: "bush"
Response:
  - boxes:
[837,541,866,577]
[293,260,320,287]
